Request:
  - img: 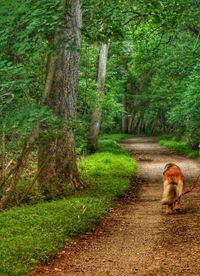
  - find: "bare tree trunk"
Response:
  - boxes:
[88,43,109,152]
[38,0,83,196]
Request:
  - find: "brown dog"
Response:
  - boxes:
[162,163,184,214]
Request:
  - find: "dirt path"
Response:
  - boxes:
[34,137,200,276]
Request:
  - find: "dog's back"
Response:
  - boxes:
[162,163,184,205]
[163,164,184,185]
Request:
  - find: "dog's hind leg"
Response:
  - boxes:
[166,203,174,214]
[174,198,181,212]
[174,180,184,212]
[162,181,173,205]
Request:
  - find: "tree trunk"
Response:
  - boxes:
[0,123,39,210]
[122,97,128,133]
[1,123,6,182]
[88,43,109,153]
[38,0,83,196]
[128,110,135,133]
[137,116,144,134]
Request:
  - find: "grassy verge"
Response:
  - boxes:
[159,138,200,159]
[0,134,136,276]
[100,133,133,141]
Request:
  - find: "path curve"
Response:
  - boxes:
[34,137,200,276]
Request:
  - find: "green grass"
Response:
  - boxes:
[159,138,200,159]
[0,134,136,276]
[98,133,133,155]
[100,133,133,141]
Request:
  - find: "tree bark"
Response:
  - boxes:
[88,43,109,153]
[38,0,83,196]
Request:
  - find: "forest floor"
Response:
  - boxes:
[34,137,200,276]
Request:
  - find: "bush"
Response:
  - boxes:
[159,138,200,159]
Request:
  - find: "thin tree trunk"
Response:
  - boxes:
[38,0,83,196]
[0,123,39,210]
[122,97,128,133]
[1,123,6,182]
[128,110,135,133]
[88,43,109,152]
[137,116,144,134]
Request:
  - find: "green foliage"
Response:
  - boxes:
[166,65,200,147]
[0,135,136,275]
[97,139,129,155]
[100,133,132,140]
[77,40,133,142]
[0,197,110,275]
[0,0,199,273]
[83,0,128,42]
[127,22,200,142]
[159,138,200,159]
[0,0,65,163]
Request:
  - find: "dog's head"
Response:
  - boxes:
[163,163,181,175]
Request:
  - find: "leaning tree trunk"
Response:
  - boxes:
[38,0,83,197]
[88,43,109,153]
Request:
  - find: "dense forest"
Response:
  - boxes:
[0,0,199,209]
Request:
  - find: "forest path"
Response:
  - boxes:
[34,137,200,276]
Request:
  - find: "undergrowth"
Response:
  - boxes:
[0,134,136,276]
[159,138,200,159]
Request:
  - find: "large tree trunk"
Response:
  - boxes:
[38,0,83,196]
[88,43,109,153]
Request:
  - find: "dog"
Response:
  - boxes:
[161,163,184,214]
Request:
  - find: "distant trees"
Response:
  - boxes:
[127,28,200,144]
